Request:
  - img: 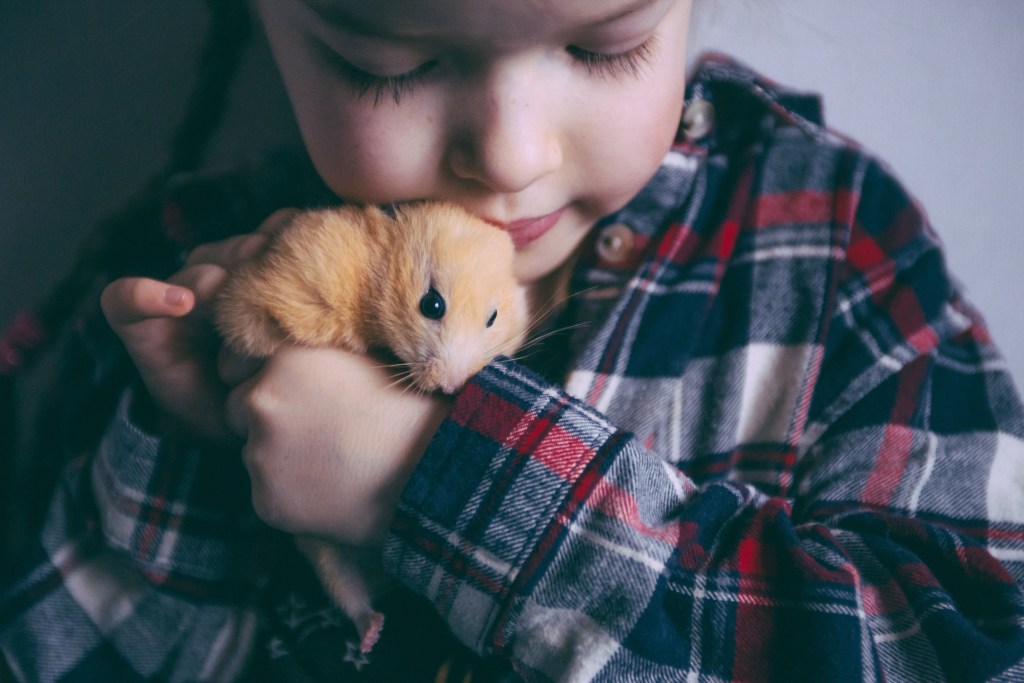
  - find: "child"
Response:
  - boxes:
[3,0,1024,680]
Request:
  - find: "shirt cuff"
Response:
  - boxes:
[89,390,268,592]
[383,360,620,655]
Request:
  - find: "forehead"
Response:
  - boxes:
[302,0,668,43]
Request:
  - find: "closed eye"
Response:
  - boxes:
[340,60,438,105]
[567,34,658,79]
[487,310,497,328]
[311,36,437,105]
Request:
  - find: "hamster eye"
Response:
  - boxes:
[419,287,446,320]
[486,310,497,328]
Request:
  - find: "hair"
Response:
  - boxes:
[0,0,253,572]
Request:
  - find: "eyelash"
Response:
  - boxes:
[336,35,659,106]
[568,35,659,79]
[340,61,437,106]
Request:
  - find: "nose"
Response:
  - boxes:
[447,57,563,193]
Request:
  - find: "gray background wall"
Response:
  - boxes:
[2,2,1023,386]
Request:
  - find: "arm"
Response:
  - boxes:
[0,395,266,682]
[387,355,1024,681]
[0,228,283,682]
[383,158,1024,681]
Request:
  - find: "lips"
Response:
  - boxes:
[487,207,565,249]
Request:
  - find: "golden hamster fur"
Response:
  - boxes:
[214,201,529,652]
[216,201,529,393]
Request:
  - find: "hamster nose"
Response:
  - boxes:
[435,356,476,395]
[434,367,469,395]
[439,378,462,395]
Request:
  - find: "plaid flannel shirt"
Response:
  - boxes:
[3,54,1024,682]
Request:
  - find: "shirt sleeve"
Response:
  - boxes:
[383,158,1024,681]
[0,390,266,682]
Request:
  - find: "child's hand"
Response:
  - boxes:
[100,210,293,444]
[224,344,453,545]
[102,266,230,444]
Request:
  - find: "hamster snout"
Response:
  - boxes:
[379,202,529,394]
[420,355,483,395]
[405,297,528,394]
[416,339,500,394]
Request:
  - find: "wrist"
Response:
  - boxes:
[127,380,238,450]
[379,392,454,538]
[127,381,162,436]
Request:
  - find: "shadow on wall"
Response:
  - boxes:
[0,2,300,335]
[0,1,300,574]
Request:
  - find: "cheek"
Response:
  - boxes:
[580,79,686,213]
[296,93,444,204]
[571,20,689,214]
[511,68,685,284]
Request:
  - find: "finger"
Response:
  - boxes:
[101,277,195,327]
[257,208,298,235]
[167,263,231,311]
[224,376,256,439]
[218,345,264,387]
[182,208,296,270]
[184,232,270,270]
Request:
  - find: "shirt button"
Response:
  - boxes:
[681,99,715,141]
[596,223,635,266]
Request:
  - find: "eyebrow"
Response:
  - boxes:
[302,1,404,39]
[586,0,663,27]
[301,0,664,40]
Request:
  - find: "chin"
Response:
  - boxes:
[517,224,591,283]
[514,247,571,285]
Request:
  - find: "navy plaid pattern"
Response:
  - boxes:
[3,54,1024,682]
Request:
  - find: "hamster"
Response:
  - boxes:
[214,201,529,653]
[216,201,528,393]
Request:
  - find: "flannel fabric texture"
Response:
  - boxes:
[3,54,1024,682]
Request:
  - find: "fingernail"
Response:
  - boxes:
[165,286,189,306]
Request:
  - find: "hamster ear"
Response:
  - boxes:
[418,287,446,320]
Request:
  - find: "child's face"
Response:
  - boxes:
[258,0,692,285]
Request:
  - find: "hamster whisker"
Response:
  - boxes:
[372,358,414,371]
[521,321,590,350]
[504,321,590,366]
[395,373,434,399]
[391,370,423,397]
[521,285,597,340]
[504,348,543,364]
[531,284,595,324]
[383,368,416,393]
